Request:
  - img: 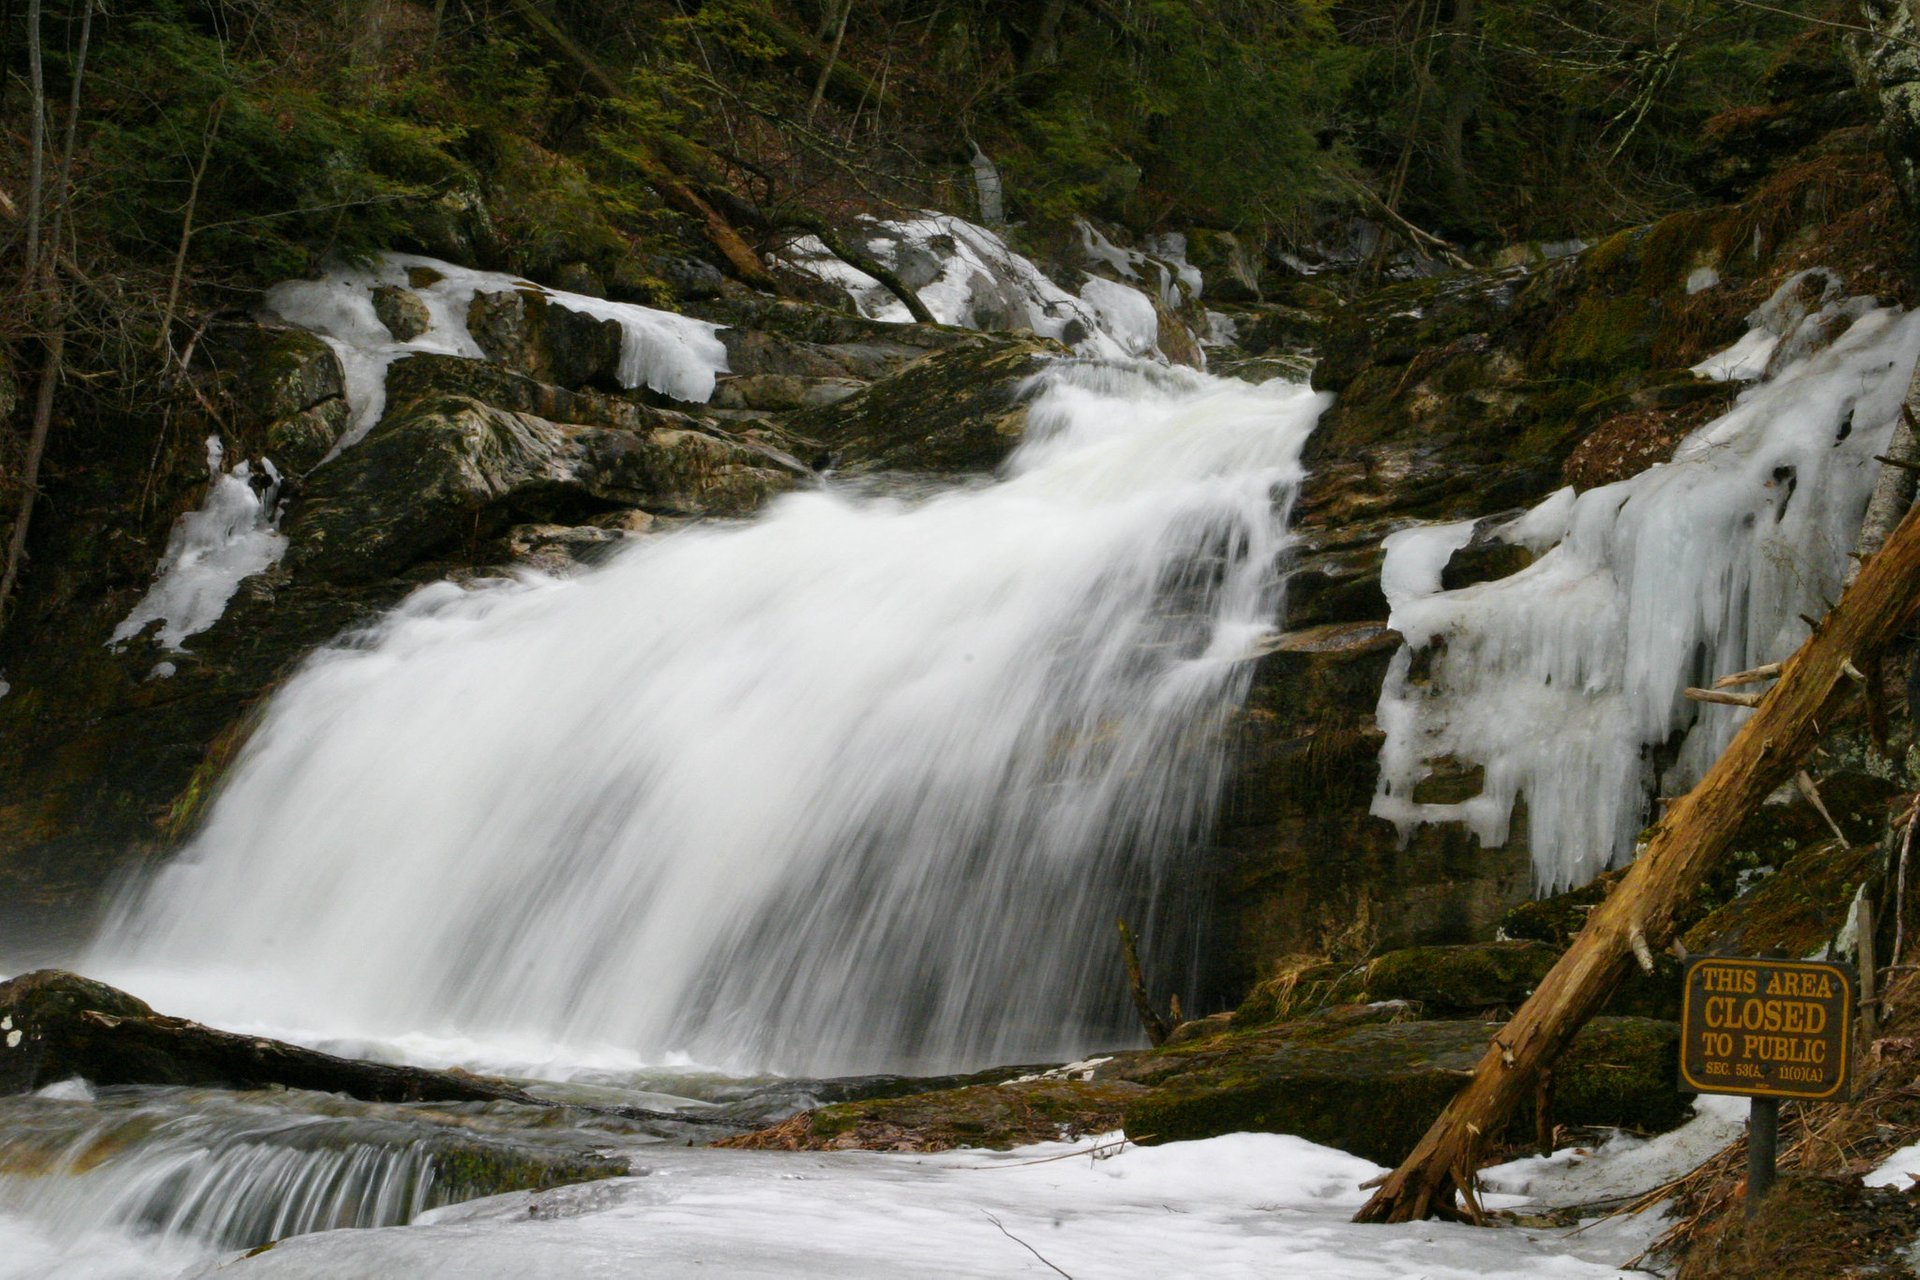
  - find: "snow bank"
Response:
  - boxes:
[108,437,287,652]
[781,214,1172,362]
[196,1131,1653,1279]
[261,253,727,455]
[1375,295,1920,890]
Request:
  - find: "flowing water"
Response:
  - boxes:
[86,359,1323,1082]
[9,357,1327,1269]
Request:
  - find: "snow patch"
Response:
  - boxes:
[108,437,287,653]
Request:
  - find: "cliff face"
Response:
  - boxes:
[0,8,1906,1034]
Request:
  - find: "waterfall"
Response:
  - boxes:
[92,360,1326,1078]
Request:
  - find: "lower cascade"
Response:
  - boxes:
[91,360,1325,1078]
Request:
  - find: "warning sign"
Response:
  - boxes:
[1679,956,1854,1101]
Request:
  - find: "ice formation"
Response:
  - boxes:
[261,253,728,454]
[1374,294,1920,890]
[107,437,288,652]
[781,213,1177,361]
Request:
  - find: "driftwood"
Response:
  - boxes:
[1355,497,1920,1223]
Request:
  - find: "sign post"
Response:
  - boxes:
[1679,955,1854,1218]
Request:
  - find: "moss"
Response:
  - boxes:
[429,1142,626,1201]
[1121,1015,1686,1163]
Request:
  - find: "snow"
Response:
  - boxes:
[1481,1096,1748,1204]
[1374,299,1920,890]
[194,1132,1658,1279]
[107,437,287,652]
[261,252,728,454]
[1686,266,1720,295]
[1692,327,1778,381]
[780,214,1172,362]
[1865,1140,1920,1188]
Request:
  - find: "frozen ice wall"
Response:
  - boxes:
[261,253,728,456]
[108,437,287,653]
[1374,297,1920,890]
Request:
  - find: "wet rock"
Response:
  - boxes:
[787,336,1061,473]
[288,392,806,583]
[711,373,866,412]
[371,284,431,341]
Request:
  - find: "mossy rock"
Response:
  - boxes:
[1329,941,1560,1014]
[1685,838,1876,959]
[787,336,1063,473]
[1118,1015,1685,1164]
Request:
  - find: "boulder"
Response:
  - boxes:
[1117,1016,1686,1162]
[371,284,431,341]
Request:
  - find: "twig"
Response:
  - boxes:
[982,1210,1073,1279]
[1714,662,1781,688]
[1795,771,1851,850]
[1684,687,1764,708]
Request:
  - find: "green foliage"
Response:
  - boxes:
[993,0,1353,229]
[82,6,468,280]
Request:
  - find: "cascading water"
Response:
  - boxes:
[90,360,1326,1078]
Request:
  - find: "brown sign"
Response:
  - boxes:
[1680,956,1854,1101]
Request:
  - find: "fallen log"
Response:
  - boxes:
[1355,496,1920,1223]
[0,969,537,1104]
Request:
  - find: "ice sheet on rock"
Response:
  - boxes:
[196,1133,1654,1280]
[1380,520,1477,612]
[260,253,727,454]
[1692,267,1858,383]
[780,214,1164,361]
[1375,304,1920,890]
[108,437,287,652]
[1077,276,1160,358]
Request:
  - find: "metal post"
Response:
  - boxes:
[1747,1097,1779,1217]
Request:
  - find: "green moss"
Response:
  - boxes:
[429,1142,626,1201]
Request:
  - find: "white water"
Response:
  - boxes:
[91,361,1324,1078]
[1374,294,1920,890]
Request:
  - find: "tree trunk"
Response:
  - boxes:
[1355,496,1920,1223]
[775,209,935,324]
